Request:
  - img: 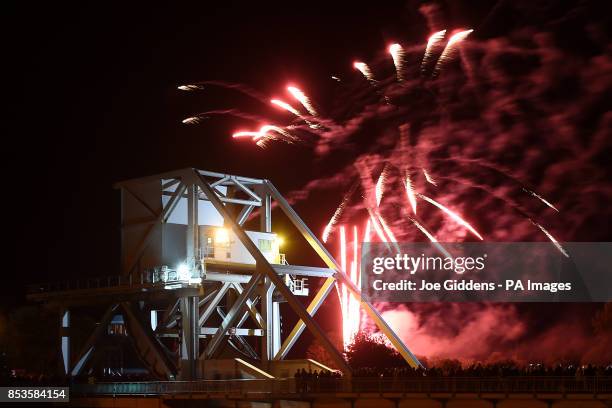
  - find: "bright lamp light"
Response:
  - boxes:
[275,236,284,247]
[215,228,230,244]
[177,263,191,281]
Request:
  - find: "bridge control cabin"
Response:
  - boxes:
[124,175,305,294]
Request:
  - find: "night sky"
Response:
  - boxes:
[8,1,611,363]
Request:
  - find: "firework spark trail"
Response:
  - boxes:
[389,43,405,81]
[337,224,363,348]
[259,125,296,141]
[431,157,560,213]
[182,116,201,124]
[523,188,559,212]
[339,225,349,346]
[532,221,570,258]
[421,29,447,73]
[232,131,261,138]
[232,125,298,148]
[417,193,484,240]
[270,98,320,129]
[433,29,474,75]
[322,181,359,242]
[422,168,437,186]
[287,86,318,116]
[405,170,418,214]
[270,99,302,116]
[178,80,269,102]
[375,164,390,206]
[340,225,347,275]
[177,84,204,91]
[430,173,570,254]
[354,61,375,82]
[364,219,371,242]
[182,109,270,125]
[434,174,538,220]
[366,208,391,249]
[407,216,452,258]
[351,225,360,340]
[377,213,401,253]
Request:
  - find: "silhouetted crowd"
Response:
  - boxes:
[351,363,612,378]
[294,368,342,392]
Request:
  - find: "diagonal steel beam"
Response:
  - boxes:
[123,186,158,218]
[232,176,262,203]
[209,175,230,189]
[71,304,119,376]
[121,302,176,379]
[198,282,231,327]
[162,182,187,223]
[236,205,255,226]
[192,170,351,374]
[236,296,259,328]
[199,289,219,307]
[265,180,422,369]
[160,300,180,329]
[216,307,259,360]
[273,276,336,360]
[231,282,265,329]
[162,179,180,190]
[124,182,186,274]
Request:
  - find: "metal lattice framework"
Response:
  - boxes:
[30,168,422,380]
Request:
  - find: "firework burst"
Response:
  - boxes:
[180,20,582,348]
[353,61,375,82]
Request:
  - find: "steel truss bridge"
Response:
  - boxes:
[28,168,421,381]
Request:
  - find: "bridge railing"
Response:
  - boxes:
[27,269,176,294]
[73,376,612,396]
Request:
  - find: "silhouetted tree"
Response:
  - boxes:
[344,331,406,369]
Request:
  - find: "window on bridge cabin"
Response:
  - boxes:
[258,239,272,252]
